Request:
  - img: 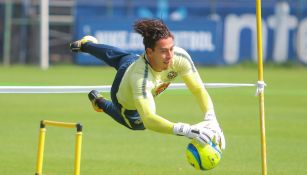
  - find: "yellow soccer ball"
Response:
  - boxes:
[186,139,222,170]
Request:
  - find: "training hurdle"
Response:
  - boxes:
[35,120,83,175]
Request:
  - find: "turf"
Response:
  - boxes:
[0,65,306,175]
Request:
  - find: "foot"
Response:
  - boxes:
[88,90,104,112]
[70,35,98,52]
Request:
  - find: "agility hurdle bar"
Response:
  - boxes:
[0,83,255,94]
[35,120,83,175]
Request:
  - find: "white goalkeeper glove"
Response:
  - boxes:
[173,123,216,145]
[194,110,226,150]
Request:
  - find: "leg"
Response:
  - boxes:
[121,108,145,130]
[86,49,141,129]
[82,42,135,70]
[88,90,141,130]
[70,36,137,69]
[96,97,144,130]
[95,96,132,129]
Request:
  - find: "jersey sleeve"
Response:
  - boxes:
[173,47,214,114]
[130,70,174,134]
[134,97,174,134]
[182,72,214,114]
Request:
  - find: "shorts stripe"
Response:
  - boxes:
[121,107,132,128]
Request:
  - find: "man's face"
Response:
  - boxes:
[147,37,174,72]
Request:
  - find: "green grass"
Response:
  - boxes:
[0,65,306,175]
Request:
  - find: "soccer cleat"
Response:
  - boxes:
[88,90,104,112]
[70,35,98,52]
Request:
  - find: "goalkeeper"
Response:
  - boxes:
[70,19,225,149]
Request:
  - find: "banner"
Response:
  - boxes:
[75,18,222,65]
[74,1,307,65]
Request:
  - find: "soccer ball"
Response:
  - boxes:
[186,139,222,170]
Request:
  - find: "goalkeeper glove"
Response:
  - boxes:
[194,110,226,150]
[173,122,216,146]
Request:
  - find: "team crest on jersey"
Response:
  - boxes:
[167,71,178,80]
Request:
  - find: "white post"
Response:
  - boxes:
[3,0,12,66]
[40,0,49,70]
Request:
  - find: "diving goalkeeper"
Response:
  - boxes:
[70,18,225,150]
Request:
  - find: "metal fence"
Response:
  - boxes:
[0,0,74,65]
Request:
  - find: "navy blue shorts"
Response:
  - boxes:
[83,42,145,130]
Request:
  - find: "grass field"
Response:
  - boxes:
[0,65,306,175]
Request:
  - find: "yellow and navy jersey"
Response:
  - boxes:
[117,46,214,133]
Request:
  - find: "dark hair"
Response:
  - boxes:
[133,19,174,50]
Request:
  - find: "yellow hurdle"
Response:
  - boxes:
[35,120,83,175]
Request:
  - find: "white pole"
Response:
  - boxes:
[40,0,49,70]
[3,0,12,66]
[0,83,256,94]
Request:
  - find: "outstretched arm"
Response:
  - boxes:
[181,72,214,114]
[134,97,174,134]
[134,96,217,145]
[182,72,226,149]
